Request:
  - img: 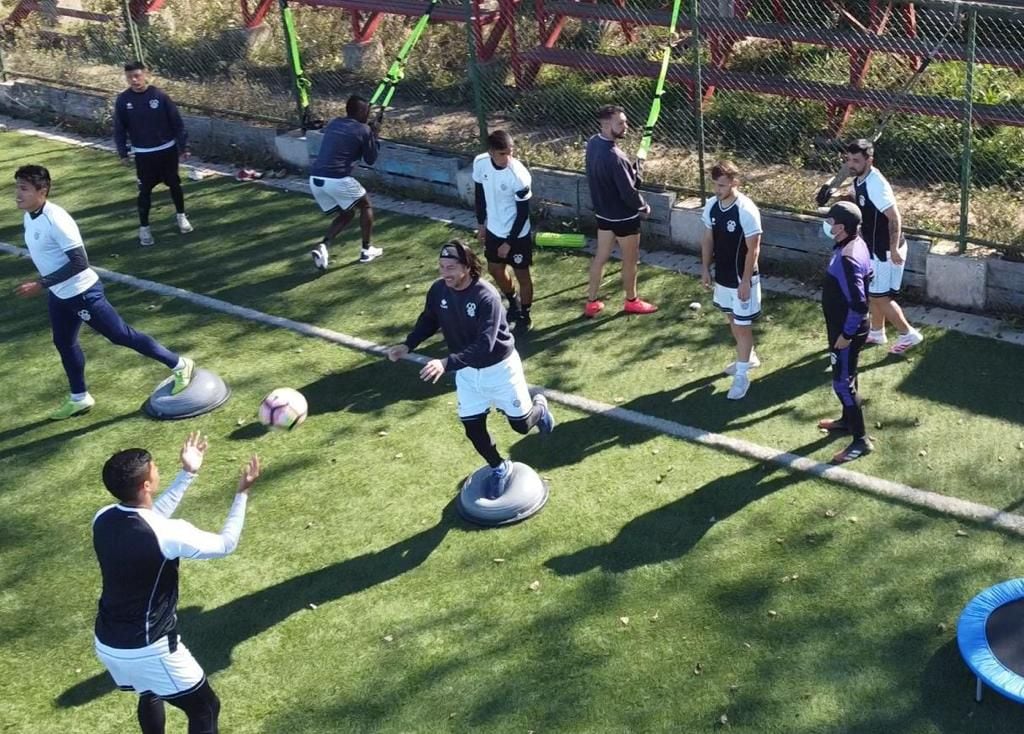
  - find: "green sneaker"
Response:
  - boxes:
[171,357,195,395]
[48,394,96,421]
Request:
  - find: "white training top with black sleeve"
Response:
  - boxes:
[472,153,532,239]
[852,167,898,260]
[92,470,248,649]
[23,201,98,299]
[702,192,763,288]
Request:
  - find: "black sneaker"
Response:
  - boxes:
[817,418,849,433]
[831,437,874,465]
[515,313,533,332]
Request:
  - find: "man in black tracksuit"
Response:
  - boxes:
[114,61,191,248]
[388,240,555,499]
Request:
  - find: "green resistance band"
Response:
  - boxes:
[636,0,684,174]
[370,0,440,120]
[279,0,313,126]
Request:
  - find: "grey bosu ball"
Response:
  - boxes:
[143,368,231,420]
[458,461,550,527]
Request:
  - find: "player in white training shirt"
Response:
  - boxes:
[93,432,259,734]
[473,130,535,331]
[701,160,764,400]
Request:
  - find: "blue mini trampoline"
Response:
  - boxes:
[957,578,1024,704]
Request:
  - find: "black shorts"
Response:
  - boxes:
[595,215,641,238]
[135,146,181,190]
[484,230,534,270]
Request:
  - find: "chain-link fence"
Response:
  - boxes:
[2,0,1022,252]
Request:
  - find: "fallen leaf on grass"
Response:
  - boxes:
[955,529,968,538]
[693,662,703,675]
[619,616,630,626]
[528,580,540,592]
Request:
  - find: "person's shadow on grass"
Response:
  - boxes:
[56,498,459,708]
[544,436,833,576]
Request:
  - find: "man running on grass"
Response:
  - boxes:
[583,105,657,318]
[13,165,195,420]
[820,201,874,464]
[387,239,555,499]
[93,432,259,734]
[474,130,535,331]
[308,95,382,269]
[114,61,192,248]
[700,160,763,401]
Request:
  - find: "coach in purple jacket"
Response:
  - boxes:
[114,61,192,248]
[819,201,875,465]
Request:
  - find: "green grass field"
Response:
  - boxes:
[2,133,1024,732]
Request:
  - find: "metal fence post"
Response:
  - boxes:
[122,0,146,65]
[462,0,489,147]
[690,0,706,202]
[958,6,978,254]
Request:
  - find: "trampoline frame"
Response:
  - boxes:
[957,578,1024,704]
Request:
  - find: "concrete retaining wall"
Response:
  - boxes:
[4,79,1023,315]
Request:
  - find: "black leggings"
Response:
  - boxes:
[461,403,544,468]
[137,679,220,734]
[136,147,185,226]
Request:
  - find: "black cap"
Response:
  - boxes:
[827,201,862,233]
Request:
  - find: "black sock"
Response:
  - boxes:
[521,304,532,316]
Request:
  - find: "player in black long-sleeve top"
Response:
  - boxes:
[388,240,555,498]
[114,61,192,247]
[820,201,874,464]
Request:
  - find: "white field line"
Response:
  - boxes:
[2,241,1021,535]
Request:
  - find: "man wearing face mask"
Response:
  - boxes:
[820,201,874,464]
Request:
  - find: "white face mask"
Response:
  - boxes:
[822,220,834,239]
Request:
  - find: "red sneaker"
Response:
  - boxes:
[624,298,658,315]
[583,300,605,318]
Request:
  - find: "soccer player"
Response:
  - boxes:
[93,432,260,734]
[13,165,195,420]
[473,130,535,331]
[842,139,923,354]
[387,239,555,498]
[114,61,192,248]
[820,201,874,464]
[583,105,657,318]
[308,95,382,269]
[700,160,763,400]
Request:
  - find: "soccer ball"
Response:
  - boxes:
[259,388,308,430]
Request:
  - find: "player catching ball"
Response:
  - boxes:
[700,160,763,401]
[13,165,195,420]
[388,239,555,499]
[93,432,259,734]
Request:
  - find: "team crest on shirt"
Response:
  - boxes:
[126,102,134,110]
[500,183,507,191]
[149,99,160,109]
[859,195,866,206]
[727,220,737,233]
[466,302,477,318]
[78,310,92,322]
[33,231,40,240]
[440,298,448,310]
[512,399,521,408]
[710,217,717,225]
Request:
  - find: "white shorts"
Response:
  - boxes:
[869,249,906,297]
[309,175,366,213]
[713,276,762,326]
[95,635,205,698]
[456,351,533,420]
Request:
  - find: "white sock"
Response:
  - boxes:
[173,357,186,370]
[735,361,750,376]
[870,328,885,340]
[71,391,90,402]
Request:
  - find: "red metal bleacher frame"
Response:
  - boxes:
[239,0,520,65]
[515,0,1024,134]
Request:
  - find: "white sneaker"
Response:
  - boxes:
[139,226,155,247]
[866,330,887,346]
[724,352,761,376]
[176,213,193,234]
[358,245,383,263]
[889,329,923,355]
[727,373,750,400]
[310,243,329,270]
